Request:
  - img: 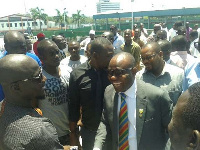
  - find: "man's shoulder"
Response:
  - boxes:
[80,55,88,62]
[60,56,70,64]
[70,62,88,77]
[136,79,165,96]
[165,63,184,74]
[0,114,61,150]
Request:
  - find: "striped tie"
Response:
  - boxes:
[119,93,129,150]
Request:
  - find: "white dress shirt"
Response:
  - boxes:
[118,81,137,150]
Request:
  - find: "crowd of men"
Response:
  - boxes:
[0,21,200,150]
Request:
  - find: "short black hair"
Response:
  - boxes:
[174,21,183,27]
[157,40,172,52]
[171,35,187,51]
[143,42,161,54]
[183,82,200,131]
[90,37,112,55]
[190,30,198,38]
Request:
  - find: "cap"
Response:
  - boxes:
[89,30,95,35]
[37,33,45,38]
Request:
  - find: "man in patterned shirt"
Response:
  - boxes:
[0,54,70,150]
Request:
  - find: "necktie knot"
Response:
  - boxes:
[120,92,127,100]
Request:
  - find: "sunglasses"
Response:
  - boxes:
[12,69,43,84]
[141,53,157,62]
[108,68,133,77]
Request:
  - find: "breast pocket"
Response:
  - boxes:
[80,79,93,107]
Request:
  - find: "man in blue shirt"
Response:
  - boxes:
[0,31,41,102]
[183,36,200,91]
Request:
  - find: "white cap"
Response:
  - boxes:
[89,30,95,35]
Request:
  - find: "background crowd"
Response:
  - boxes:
[0,21,200,150]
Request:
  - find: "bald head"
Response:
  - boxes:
[143,42,161,53]
[154,24,162,34]
[0,54,39,84]
[37,39,57,56]
[110,52,136,69]
[4,31,27,54]
[52,35,66,50]
[102,31,114,43]
[124,29,132,34]
[68,41,80,47]
[156,30,167,41]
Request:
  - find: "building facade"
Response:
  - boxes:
[0,14,47,33]
[96,0,120,13]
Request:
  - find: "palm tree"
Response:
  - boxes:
[30,7,48,30]
[72,10,85,28]
[54,9,68,29]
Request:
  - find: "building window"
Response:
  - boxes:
[1,24,4,28]
[32,22,38,26]
[6,23,9,27]
[15,23,17,27]
[19,23,25,27]
[10,23,12,27]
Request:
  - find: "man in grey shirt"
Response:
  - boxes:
[0,54,70,150]
[136,42,184,105]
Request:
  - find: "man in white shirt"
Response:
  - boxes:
[80,30,95,54]
[60,41,87,71]
[93,52,173,150]
[194,24,200,37]
[189,31,200,58]
[110,25,124,54]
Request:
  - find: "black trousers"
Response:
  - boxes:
[81,127,97,150]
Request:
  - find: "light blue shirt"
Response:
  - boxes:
[183,59,200,91]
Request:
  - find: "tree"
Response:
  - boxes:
[29,7,48,30]
[54,9,68,29]
[72,10,85,28]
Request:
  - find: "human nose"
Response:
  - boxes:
[109,74,117,81]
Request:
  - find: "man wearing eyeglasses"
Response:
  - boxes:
[137,42,184,105]
[0,31,42,102]
[0,54,70,150]
[93,52,173,150]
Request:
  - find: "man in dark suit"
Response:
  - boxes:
[93,52,173,150]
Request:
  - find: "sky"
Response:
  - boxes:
[0,0,199,18]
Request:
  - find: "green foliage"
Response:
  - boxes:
[29,7,48,30]
[54,9,68,29]
[72,10,86,27]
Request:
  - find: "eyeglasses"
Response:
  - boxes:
[141,53,157,61]
[108,68,133,77]
[12,69,43,84]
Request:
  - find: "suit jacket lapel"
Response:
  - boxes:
[136,80,148,146]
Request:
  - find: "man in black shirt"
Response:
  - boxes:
[69,37,114,150]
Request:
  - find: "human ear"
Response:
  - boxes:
[10,83,20,91]
[131,67,137,75]
[188,130,200,150]
[159,51,163,58]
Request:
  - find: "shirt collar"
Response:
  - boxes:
[144,62,166,77]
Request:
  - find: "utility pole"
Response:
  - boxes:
[63,8,66,31]
[131,0,134,30]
